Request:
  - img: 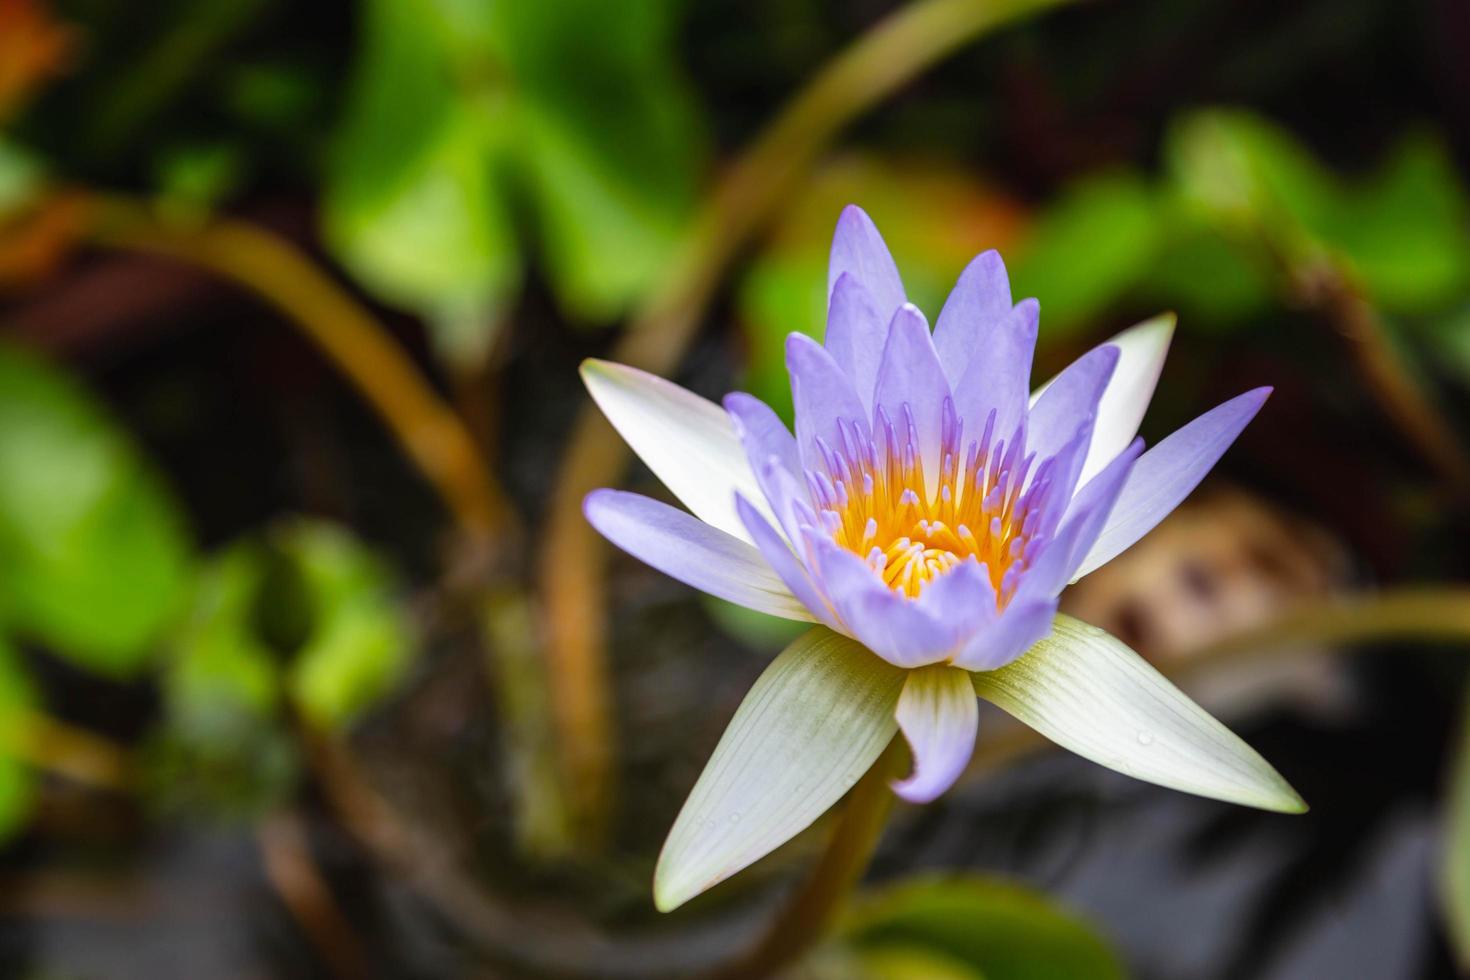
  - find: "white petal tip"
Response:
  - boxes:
[1261,785,1309,815]
[1146,310,1178,333]
[579,357,611,379]
[652,868,694,913]
[972,615,1310,815]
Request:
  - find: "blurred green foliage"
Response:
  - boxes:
[326,0,705,364]
[1169,110,1470,313]
[0,139,43,219]
[281,519,413,730]
[148,519,411,818]
[0,639,39,841]
[738,109,1470,421]
[837,874,1126,980]
[0,342,192,676]
[0,347,414,826]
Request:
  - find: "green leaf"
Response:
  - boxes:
[1426,304,1470,384]
[326,0,704,350]
[165,544,280,724]
[973,614,1305,813]
[0,138,44,220]
[0,342,191,676]
[154,140,246,217]
[655,627,905,912]
[324,0,520,366]
[841,874,1124,980]
[148,543,296,819]
[851,944,986,980]
[0,639,38,842]
[1008,172,1165,337]
[1140,219,1274,329]
[491,0,705,322]
[1167,108,1336,240]
[1323,134,1470,314]
[276,521,413,731]
[1167,110,1470,315]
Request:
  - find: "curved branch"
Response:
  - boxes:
[81,196,516,546]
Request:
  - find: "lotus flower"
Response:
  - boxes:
[582,206,1305,912]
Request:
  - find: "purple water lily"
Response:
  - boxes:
[582,206,1301,911]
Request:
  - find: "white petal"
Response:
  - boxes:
[971,614,1305,813]
[581,359,774,545]
[1072,386,1269,580]
[893,665,979,803]
[655,628,905,911]
[1029,313,1175,486]
[1079,313,1175,485]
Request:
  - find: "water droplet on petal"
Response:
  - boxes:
[1136,730,1154,746]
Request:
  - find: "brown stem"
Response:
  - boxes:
[1175,587,1470,667]
[78,195,517,546]
[539,0,1080,843]
[716,738,905,980]
[258,810,370,980]
[1303,262,1470,497]
[480,588,575,858]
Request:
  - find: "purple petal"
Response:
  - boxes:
[725,392,800,479]
[933,250,1014,382]
[952,596,1058,671]
[1028,413,1097,544]
[725,392,803,533]
[1021,437,1144,598]
[828,205,905,325]
[824,273,886,411]
[584,490,813,621]
[914,558,998,640]
[753,454,819,545]
[808,535,958,668]
[1074,388,1272,579]
[1025,344,1119,466]
[952,299,1039,457]
[872,304,951,497]
[787,333,873,476]
[735,493,843,631]
[893,665,980,803]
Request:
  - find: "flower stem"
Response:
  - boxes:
[718,737,905,980]
[1295,259,1470,499]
